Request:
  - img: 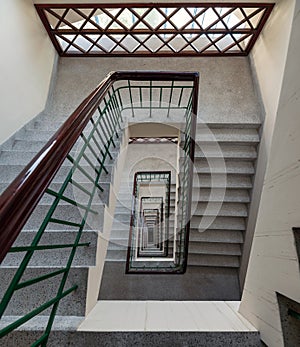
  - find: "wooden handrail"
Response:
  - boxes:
[0,71,199,263]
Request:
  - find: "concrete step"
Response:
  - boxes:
[194,144,257,160]
[113,212,133,224]
[195,128,260,145]
[16,127,122,142]
[44,182,110,205]
[0,148,120,165]
[0,150,38,165]
[22,203,104,231]
[192,202,248,217]
[116,192,176,204]
[108,238,173,249]
[108,238,128,249]
[15,129,55,142]
[192,174,252,189]
[111,213,133,227]
[193,188,250,203]
[188,242,241,256]
[10,134,121,153]
[10,139,47,152]
[0,163,114,186]
[0,266,89,316]
[189,229,244,244]
[117,184,177,194]
[190,216,245,231]
[112,205,132,214]
[193,160,255,175]
[106,249,127,260]
[26,111,72,124]
[110,228,130,239]
[26,118,65,131]
[2,231,98,267]
[198,122,261,129]
[187,254,240,268]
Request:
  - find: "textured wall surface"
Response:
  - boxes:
[50,56,260,125]
[240,0,296,286]
[240,1,300,346]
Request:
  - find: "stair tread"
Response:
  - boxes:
[195,128,259,143]
[194,144,257,159]
[193,188,250,203]
[192,202,248,217]
[189,229,243,243]
[188,242,242,256]
[193,160,255,174]
[192,174,252,189]
[190,216,245,231]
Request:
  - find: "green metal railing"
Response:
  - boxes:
[0,78,123,346]
[0,71,198,345]
[288,308,300,320]
[125,79,198,274]
[177,97,194,268]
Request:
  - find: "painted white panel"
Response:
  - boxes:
[0,0,55,144]
[240,2,300,346]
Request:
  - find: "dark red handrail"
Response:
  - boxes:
[0,71,199,263]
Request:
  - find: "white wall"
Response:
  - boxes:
[0,0,56,144]
[239,0,296,286]
[240,1,300,346]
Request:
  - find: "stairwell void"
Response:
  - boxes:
[126,171,173,273]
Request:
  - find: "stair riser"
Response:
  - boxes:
[189,230,243,244]
[190,217,245,231]
[188,242,241,256]
[187,254,240,268]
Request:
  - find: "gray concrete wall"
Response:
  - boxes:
[49,56,260,127]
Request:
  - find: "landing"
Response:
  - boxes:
[78,300,256,332]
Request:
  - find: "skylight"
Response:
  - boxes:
[35,3,274,56]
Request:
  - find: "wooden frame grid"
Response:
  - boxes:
[35,3,274,57]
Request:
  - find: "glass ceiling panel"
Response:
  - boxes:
[35,3,274,57]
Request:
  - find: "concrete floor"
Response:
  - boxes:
[99,261,241,301]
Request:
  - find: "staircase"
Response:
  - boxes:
[187,124,259,269]
[0,69,263,345]
[0,111,124,345]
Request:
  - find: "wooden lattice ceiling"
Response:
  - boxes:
[35,3,274,57]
